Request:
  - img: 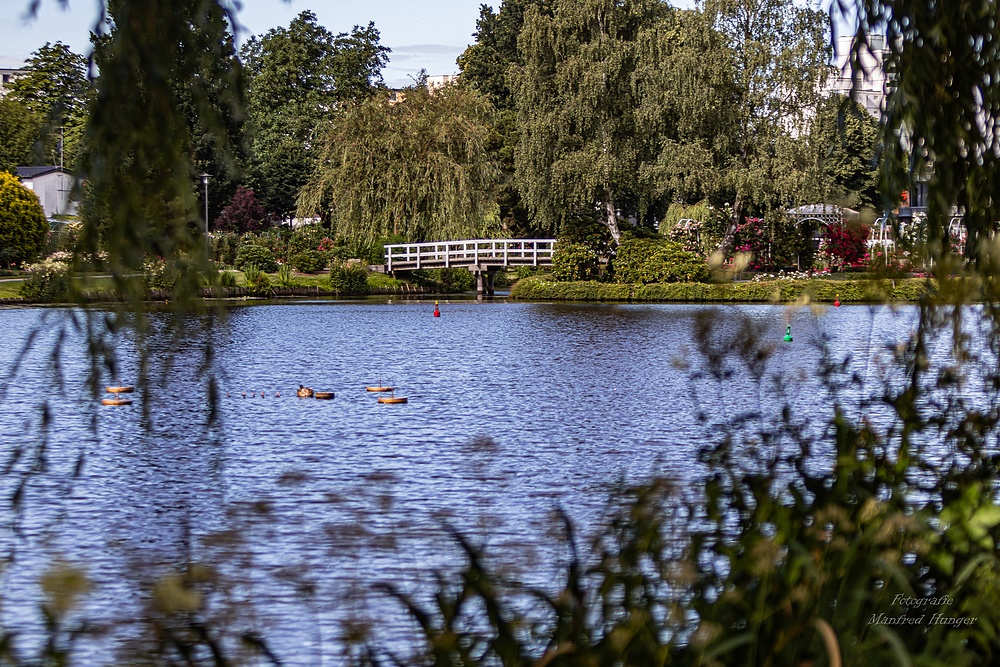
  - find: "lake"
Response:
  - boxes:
[0,298,927,663]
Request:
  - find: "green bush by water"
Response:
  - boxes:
[235,244,278,273]
[611,238,710,284]
[290,249,327,273]
[511,275,931,302]
[329,261,369,295]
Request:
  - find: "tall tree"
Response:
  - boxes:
[459,0,542,111]
[242,11,389,218]
[0,97,43,172]
[459,0,545,235]
[512,0,671,244]
[703,0,829,255]
[7,42,89,124]
[813,95,882,210]
[79,0,244,305]
[176,0,246,225]
[632,7,738,211]
[297,84,500,253]
[6,41,91,167]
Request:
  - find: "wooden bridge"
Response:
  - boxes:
[384,239,556,295]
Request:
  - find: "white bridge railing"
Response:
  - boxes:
[385,239,556,272]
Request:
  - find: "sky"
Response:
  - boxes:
[0,0,490,87]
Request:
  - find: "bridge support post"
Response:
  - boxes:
[469,265,495,298]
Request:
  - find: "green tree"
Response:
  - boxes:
[813,95,882,210]
[702,0,829,255]
[77,0,244,309]
[0,97,43,173]
[242,11,389,218]
[512,0,671,244]
[6,41,90,167]
[7,42,89,124]
[632,7,738,211]
[0,171,49,266]
[459,0,541,111]
[459,0,544,235]
[297,84,500,254]
[174,1,246,226]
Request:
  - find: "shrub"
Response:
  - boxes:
[213,232,240,267]
[242,264,273,294]
[818,222,870,271]
[218,270,238,288]
[612,238,709,284]
[275,263,295,287]
[235,244,277,273]
[553,241,600,281]
[286,225,327,257]
[19,255,72,301]
[0,171,49,267]
[328,261,369,295]
[290,249,327,273]
[143,257,178,291]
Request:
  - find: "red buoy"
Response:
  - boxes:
[433,300,440,317]
[834,294,841,307]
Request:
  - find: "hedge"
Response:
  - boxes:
[510,276,934,303]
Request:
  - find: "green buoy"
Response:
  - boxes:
[783,325,793,342]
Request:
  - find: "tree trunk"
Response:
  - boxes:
[717,191,744,258]
[604,198,621,245]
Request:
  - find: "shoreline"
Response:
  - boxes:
[0,276,937,307]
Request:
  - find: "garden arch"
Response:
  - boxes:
[785,205,860,270]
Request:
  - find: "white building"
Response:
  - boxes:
[0,55,26,97]
[825,35,889,119]
[16,166,78,218]
[425,74,458,92]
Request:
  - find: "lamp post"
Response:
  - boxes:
[200,172,210,258]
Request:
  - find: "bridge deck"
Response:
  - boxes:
[385,239,556,272]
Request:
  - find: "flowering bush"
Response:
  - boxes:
[816,223,869,271]
[19,255,72,301]
[751,269,829,282]
[731,217,770,270]
[667,219,704,255]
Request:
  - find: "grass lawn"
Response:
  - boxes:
[0,281,22,299]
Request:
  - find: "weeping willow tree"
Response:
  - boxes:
[297,83,501,252]
[512,0,670,245]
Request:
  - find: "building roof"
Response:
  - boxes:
[16,166,65,179]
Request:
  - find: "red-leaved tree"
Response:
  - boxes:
[214,186,270,234]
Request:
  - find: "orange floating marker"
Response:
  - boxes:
[433,300,440,317]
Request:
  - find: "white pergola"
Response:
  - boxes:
[785,204,861,270]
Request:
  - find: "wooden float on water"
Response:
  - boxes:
[102,397,133,406]
[366,385,394,393]
[314,391,335,400]
[377,390,408,404]
[106,385,135,394]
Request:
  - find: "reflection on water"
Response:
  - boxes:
[0,300,922,663]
